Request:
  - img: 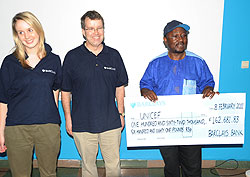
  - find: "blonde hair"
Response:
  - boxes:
[12,11,46,68]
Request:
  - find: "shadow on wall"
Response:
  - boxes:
[0,152,6,157]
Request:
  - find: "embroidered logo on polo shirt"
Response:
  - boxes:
[42,69,56,74]
[104,66,116,71]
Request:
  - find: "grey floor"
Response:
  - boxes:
[0,167,248,177]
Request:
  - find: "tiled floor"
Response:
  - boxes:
[0,167,249,177]
[0,160,249,177]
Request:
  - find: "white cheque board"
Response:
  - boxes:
[125,93,246,147]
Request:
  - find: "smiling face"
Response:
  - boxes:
[15,19,40,53]
[82,17,104,51]
[164,27,188,54]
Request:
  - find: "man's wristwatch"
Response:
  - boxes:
[119,112,125,117]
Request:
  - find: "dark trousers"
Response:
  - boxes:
[160,145,201,177]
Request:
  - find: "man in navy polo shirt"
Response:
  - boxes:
[61,10,128,177]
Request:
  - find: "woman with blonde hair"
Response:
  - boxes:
[0,11,61,177]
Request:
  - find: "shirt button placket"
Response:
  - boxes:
[95,56,99,67]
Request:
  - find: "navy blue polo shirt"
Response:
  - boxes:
[62,42,128,133]
[0,44,62,126]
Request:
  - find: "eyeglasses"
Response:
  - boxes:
[84,27,104,33]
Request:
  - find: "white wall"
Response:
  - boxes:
[0,0,224,96]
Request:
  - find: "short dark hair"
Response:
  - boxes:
[81,10,104,29]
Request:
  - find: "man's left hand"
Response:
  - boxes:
[202,86,219,99]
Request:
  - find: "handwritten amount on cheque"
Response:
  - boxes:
[129,111,243,137]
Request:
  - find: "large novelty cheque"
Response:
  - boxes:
[125,93,246,147]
